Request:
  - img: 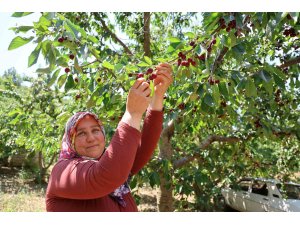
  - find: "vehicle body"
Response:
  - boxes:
[221,177,300,212]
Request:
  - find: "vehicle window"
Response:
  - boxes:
[237,180,251,191]
[251,181,268,196]
[277,183,300,200]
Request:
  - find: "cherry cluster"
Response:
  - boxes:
[219,18,237,32]
[254,118,262,128]
[208,76,220,85]
[64,54,75,73]
[283,27,297,37]
[129,68,157,82]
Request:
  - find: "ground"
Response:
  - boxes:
[0,165,158,212]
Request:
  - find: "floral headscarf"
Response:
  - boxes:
[59,111,130,207]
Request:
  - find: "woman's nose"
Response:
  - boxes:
[86,132,96,142]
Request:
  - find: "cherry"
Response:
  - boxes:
[74,77,79,83]
[58,37,64,43]
[226,27,231,32]
[178,103,185,110]
[97,77,101,83]
[189,41,195,47]
[221,24,227,29]
[136,73,144,79]
[191,61,196,67]
[221,101,227,108]
[178,52,184,58]
[177,59,182,66]
[146,68,153,74]
[65,67,70,73]
[188,58,193,63]
[69,54,75,60]
[149,74,157,80]
[198,53,205,61]
[211,39,216,45]
[75,93,81,100]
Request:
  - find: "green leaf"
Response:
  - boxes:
[11,12,33,17]
[245,78,257,98]
[28,43,41,67]
[57,74,67,88]
[36,67,51,74]
[144,56,152,66]
[65,19,87,39]
[258,70,272,82]
[212,85,220,106]
[137,62,149,67]
[184,32,195,39]
[203,93,214,107]
[262,80,273,96]
[64,75,75,92]
[88,35,98,43]
[102,61,114,70]
[8,36,34,50]
[273,74,285,89]
[10,26,34,33]
[47,69,61,87]
[168,37,181,43]
[219,82,229,99]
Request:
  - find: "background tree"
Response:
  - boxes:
[5,12,300,211]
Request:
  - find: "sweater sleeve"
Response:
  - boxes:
[130,109,163,175]
[47,122,141,200]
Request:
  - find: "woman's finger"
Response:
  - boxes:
[138,81,150,92]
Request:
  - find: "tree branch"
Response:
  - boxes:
[143,12,151,57]
[173,135,240,169]
[95,14,133,56]
[278,56,300,69]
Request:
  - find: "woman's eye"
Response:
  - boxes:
[77,132,85,137]
[93,129,101,134]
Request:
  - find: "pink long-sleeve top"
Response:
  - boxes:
[45,110,163,212]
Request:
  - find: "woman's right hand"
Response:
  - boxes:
[121,78,151,130]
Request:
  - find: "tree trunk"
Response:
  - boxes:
[156,120,175,211]
[143,12,151,57]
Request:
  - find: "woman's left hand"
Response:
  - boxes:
[152,63,173,98]
[149,63,173,111]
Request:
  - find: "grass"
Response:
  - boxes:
[0,165,158,212]
[0,189,46,212]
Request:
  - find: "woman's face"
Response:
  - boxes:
[74,115,105,159]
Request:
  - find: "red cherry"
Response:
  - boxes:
[58,37,64,43]
[212,39,216,45]
[146,68,153,74]
[178,103,185,110]
[69,54,75,60]
[74,77,79,83]
[178,52,183,58]
[198,53,205,61]
[136,73,144,79]
[191,61,196,67]
[177,59,182,66]
[65,67,70,73]
[188,58,193,63]
[75,93,81,100]
[189,41,195,46]
[221,24,227,29]
[149,74,157,80]
[226,27,231,32]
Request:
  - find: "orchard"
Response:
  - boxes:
[1,12,300,211]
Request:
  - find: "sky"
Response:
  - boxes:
[0,12,44,76]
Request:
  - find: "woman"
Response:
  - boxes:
[46,63,173,211]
